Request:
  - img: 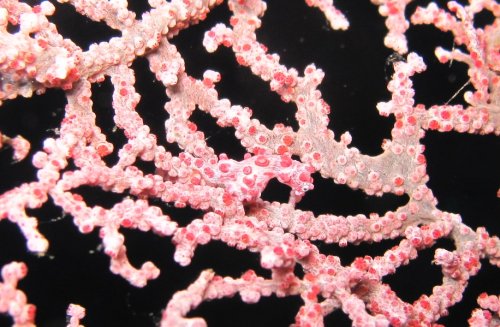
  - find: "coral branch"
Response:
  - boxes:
[0,0,498,325]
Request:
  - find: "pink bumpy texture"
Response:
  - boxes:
[0,0,499,326]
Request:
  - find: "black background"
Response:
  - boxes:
[0,0,499,326]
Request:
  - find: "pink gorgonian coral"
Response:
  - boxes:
[0,0,499,326]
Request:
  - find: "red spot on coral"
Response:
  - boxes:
[255,156,270,167]
[223,192,233,205]
[242,166,252,175]
[277,145,288,154]
[219,162,231,173]
[241,234,250,243]
[428,120,440,130]
[122,218,133,228]
[280,155,293,167]
[273,246,284,255]
[282,135,294,146]
[394,176,404,186]
[440,110,450,120]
